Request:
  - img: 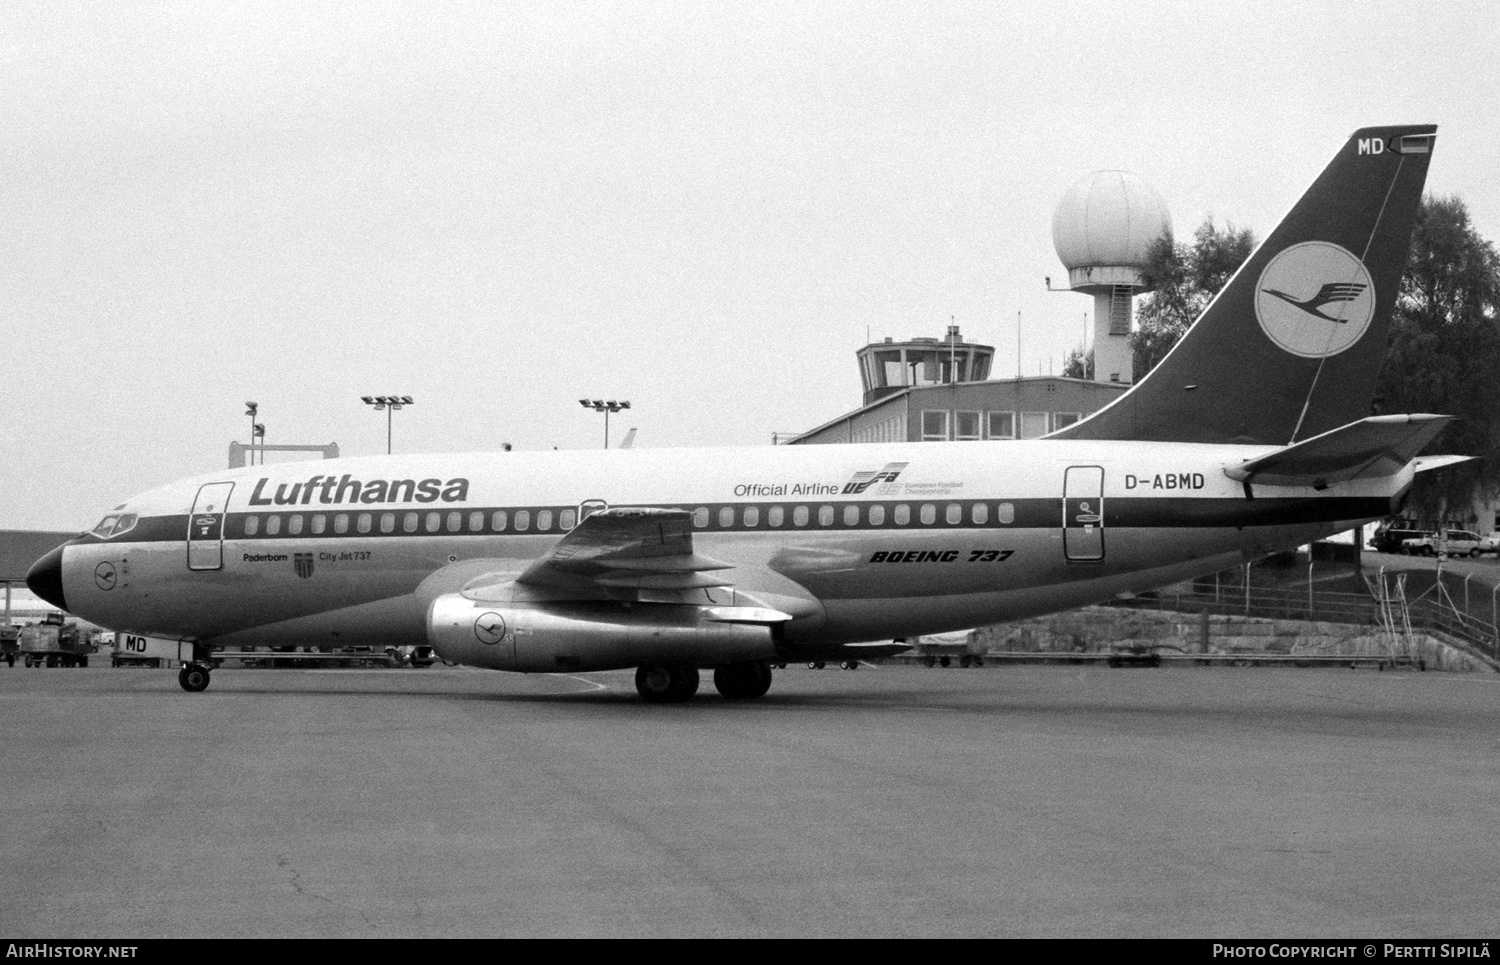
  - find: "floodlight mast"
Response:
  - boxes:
[244,402,259,466]
[579,399,630,448]
[362,394,413,455]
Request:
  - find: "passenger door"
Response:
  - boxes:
[187,482,235,571]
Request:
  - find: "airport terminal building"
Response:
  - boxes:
[784,326,1127,446]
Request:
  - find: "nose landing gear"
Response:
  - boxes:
[178,664,212,692]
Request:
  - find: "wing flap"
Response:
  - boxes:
[1225,414,1452,488]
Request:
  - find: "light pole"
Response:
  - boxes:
[245,402,258,467]
[252,422,265,465]
[362,396,413,455]
[579,399,629,448]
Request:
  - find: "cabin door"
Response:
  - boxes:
[187,482,235,571]
[1063,466,1105,563]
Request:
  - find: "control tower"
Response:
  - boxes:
[856,325,994,406]
[1051,171,1171,384]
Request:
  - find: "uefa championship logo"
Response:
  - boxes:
[1254,241,1376,358]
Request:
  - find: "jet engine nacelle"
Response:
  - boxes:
[427,594,777,673]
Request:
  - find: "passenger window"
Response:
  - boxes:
[997,502,1015,524]
[793,506,809,526]
[693,507,709,528]
[447,511,462,532]
[818,506,834,526]
[492,511,507,532]
[266,515,281,536]
[426,512,441,533]
[869,505,885,526]
[946,504,961,525]
[311,515,326,535]
[515,510,530,531]
[768,506,784,527]
[288,515,304,535]
[719,507,734,528]
[244,516,259,536]
[743,507,759,527]
[469,511,485,531]
[380,513,395,534]
[357,514,372,534]
[920,504,936,525]
[537,510,553,531]
[403,512,418,533]
[560,509,576,530]
[843,505,859,526]
[972,503,989,525]
[894,504,911,525]
[335,514,349,534]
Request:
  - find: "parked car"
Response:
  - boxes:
[1369,520,1435,554]
[1400,530,1486,557]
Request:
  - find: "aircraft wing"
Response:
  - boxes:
[462,507,804,622]
[1224,414,1453,489]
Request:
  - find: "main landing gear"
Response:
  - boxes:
[635,664,699,703]
[633,661,774,703]
[713,661,773,700]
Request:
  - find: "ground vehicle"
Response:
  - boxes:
[1481,533,1500,555]
[386,645,438,668]
[17,612,98,667]
[1,625,19,666]
[1400,530,1485,557]
[1369,519,1436,553]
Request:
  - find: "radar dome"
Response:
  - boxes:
[1051,171,1172,289]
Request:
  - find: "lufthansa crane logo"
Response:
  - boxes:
[474,611,508,646]
[1254,242,1375,358]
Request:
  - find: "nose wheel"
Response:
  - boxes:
[178,664,212,692]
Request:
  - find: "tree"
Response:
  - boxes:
[1372,195,1500,524]
[1062,346,1092,380]
[1131,217,1256,379]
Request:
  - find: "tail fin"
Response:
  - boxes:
[1054,125,1436,446]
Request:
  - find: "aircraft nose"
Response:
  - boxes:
[26,545,68,611]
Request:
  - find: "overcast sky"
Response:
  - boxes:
[4,1,1497,530]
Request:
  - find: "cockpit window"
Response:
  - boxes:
[91,514,138,539]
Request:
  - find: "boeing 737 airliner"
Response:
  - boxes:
[28,125,1456,701]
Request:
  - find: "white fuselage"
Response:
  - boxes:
[51,439,1402,665]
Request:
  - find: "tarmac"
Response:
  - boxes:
[2,662,1498,939]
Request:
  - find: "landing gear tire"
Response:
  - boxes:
[714,662,773,700]
[635,664,699,703]
[178,665,212,693]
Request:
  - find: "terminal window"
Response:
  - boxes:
[955,411,981,440]
[1019,412,1049,439]
[921,410,949,441]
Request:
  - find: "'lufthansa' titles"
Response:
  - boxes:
[248,475,471,507]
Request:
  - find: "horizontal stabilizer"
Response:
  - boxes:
[1413,454,1475,474]
[1224,414,1452,488]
